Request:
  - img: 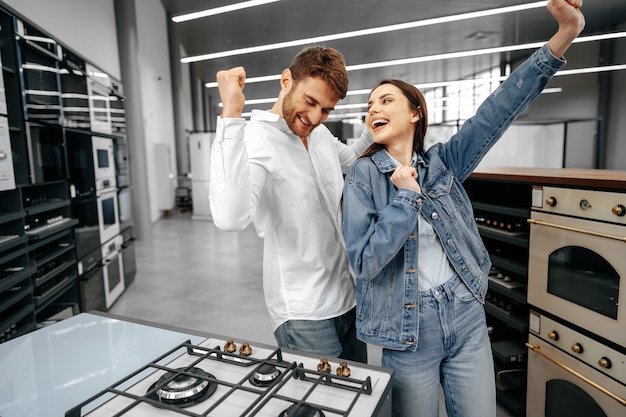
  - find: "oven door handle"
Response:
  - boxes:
[526,342,626,406]
[527,219,626,243]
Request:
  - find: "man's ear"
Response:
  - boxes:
[280,68,293,91]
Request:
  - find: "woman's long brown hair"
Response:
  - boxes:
[358,79,429,160]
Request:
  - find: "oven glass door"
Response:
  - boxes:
[526,334,625,417]
[97,188,120,244]
[87,79,111,134]
[60,61,90,130]
[528,211,625,346]
[25,122,66,184]
[19,46,61,123]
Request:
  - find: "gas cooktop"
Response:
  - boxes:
[66,337,392,417]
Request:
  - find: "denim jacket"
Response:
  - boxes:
[341,44,566,351]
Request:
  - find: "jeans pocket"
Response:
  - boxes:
[453,280,475,303]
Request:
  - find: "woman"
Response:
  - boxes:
[341,1,585,416]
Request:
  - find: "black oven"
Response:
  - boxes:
[60,49,90,130]
[77,246,106,312]
[16,18,62,124]
[114,139,130,188]
[24,121,66,184]
[120,226,136,287]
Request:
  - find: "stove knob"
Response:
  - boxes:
[612,204,626,217]
[598,357,612,369]
[571,343,584,354]
[545,197,557,207]
[224,339,237,353]
[548,331,559,341]
[239,342,252,356]
[317,358,331,372]
[336,361,351,377]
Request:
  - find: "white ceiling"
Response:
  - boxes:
[160,0,626,119]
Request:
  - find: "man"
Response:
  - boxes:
[209,47,370,362]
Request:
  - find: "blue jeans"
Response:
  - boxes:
[273,307,367,363]
[382,276,495,417]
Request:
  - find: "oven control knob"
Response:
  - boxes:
[545,197,557,207]
[598,357,612,369]
[571,343,584,354]
[612,204,626,217]
[548,331,559,341]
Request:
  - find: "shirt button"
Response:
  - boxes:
[431,212,438,220]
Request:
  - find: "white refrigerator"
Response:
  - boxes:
[189,132,215,221]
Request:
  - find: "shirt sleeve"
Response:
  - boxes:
[209,116,264,231]
[335,128,373,173]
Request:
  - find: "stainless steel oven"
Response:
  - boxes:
[527,186,626,348]
[101,234,124,309]
[96,185,119,246]
[86,63,112,135]
[92,136,116,180]
[526,312,626,416]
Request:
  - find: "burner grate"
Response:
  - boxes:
[65,340,375,417]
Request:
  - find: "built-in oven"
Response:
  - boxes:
[526,312,626,416]
[59,49,90,130]
[114,138,130,188]
[527,186,626,348]
[77,246,106,312]
[86,63,112,135]
[16,18,62,124]
[120,225,136,287]
[96,185,119,246]
[24,121,66,184]
[92,136,116,180]
[101,234,124,309]
[0,115,15,191]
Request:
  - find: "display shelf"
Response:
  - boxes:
[465,174,533,414]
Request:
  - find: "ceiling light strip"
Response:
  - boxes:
[206,31,626,89]
[226,63,626,109]
[184,1,548,63]
[172,0,280,23]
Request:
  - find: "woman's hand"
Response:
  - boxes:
[546,0,585,58]
[391,165,421,193]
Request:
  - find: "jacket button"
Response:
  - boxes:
[431,212,438,220]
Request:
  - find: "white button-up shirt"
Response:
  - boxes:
[209,110,372,330]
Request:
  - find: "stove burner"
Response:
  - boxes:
[146,367,217,407]
[279,403,326,417]
[249,363,281,387]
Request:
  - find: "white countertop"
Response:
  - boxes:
[0,313,205,417]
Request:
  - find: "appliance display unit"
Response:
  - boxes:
[189,132,214,221]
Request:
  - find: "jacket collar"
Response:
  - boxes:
[371,149,422,173]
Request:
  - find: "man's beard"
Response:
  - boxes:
[282,89,316,138]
